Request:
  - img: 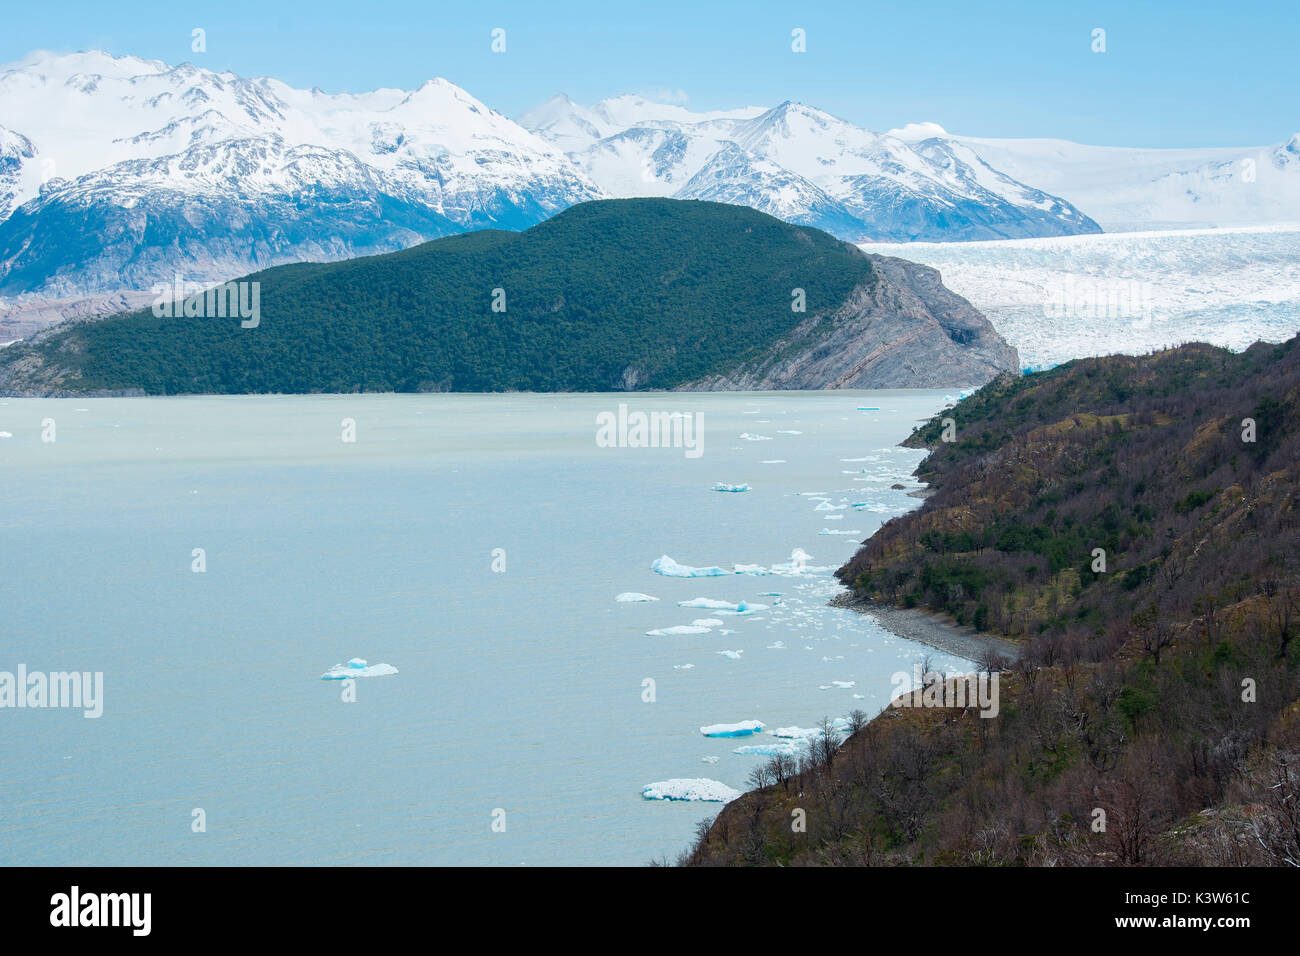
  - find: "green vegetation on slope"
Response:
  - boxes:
[7,199,875,394]
[686,338,1300,867]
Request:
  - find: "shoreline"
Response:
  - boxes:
[829,592,1022,663]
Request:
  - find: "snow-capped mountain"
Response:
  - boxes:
[889,124,1300,231]
[519,95,1102,243]
[0,50,600,296]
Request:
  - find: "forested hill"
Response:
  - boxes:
[688,337,1300,866]
[0,199,1015,396]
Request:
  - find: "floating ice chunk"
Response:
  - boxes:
[819,681,857,690]
[642,779,741,803]
[759,459,786,464]
[679,598,767,613]
[738,433,773,441]
[733,742,804,756]
[691,618,724,628]
[700,720,764,737]
[820,529,862,535]
[717,649,744,660]
[616,592,659,603]
[320,658,398,680]
[767,641,786,649]
[673,663,694,670]
[651,555,729,577]
[701,756,720,764]
[647,625,712,636]
[712,482,751,493]
[814,501,846,511]
[0,431,12,438]
[776,430,803,435]
[771,718,852,738]
[771,726,822,739]
[823,515,844,521]
[732,564,770,576]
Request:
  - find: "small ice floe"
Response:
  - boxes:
[712,482,751,493]
[776,430,803,435]
[823,515,844,521]
[771,718,851,739]
[767,641,786,649]
[814,501,846,511]
[820,529,862,535]
[700,720,764,737]
[0,431,12,438]
[642,779,741,803]
[678,598,767,613]
[701,756,720,765]
[738,433,773,441]
[647,625,712,636]
[651,555,729,577]
[759,459,786,464]
[673,664,694,670]
[616,592,659,603]
[857,406,881,411]
[732,564,770,576]
[717,649,744,660]
[691,618,724,628]
[819,680,856,690]
[320,658,398,680]
[733,742,803,757]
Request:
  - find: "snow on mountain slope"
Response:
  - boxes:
[522,96,1102,243]
[890,123,1300,231]
[864,225,1300,369]
[0,50,600,296]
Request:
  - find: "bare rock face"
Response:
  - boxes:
[686,253,1018,390]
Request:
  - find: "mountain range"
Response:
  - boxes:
[2,50,1297,322]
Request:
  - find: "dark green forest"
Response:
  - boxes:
[5,199,875,394]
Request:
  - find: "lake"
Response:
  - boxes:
[0,390,969,865]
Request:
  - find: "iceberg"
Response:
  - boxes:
[651,555,729,577]
[320,657,398,680]
[691,618,724,627]
[700,720,765,737]
[738,433,773,441]
[712,482,751,493]
[717,649,744,659]
[647,625,712,636]
[678,598,767,613]
[616,592,659,603]
[642,778,741,803]
[733,742,804,756]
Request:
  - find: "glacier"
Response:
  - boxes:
[865,225,1300,370]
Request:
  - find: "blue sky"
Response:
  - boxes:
[2,0,1296,147]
